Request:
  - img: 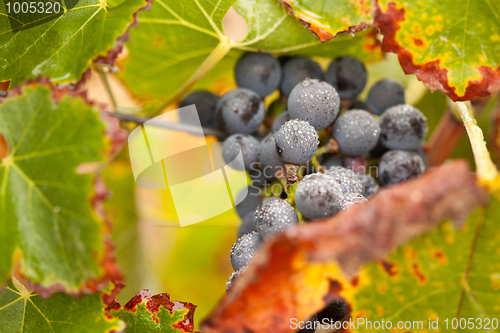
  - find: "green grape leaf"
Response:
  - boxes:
[0,81,122,295]
[0,0,150,86]
[0,277,125,333]
[118,0,382,103]
[278,0,373,42]
[374,0,500,101]
[201,161,488,332]
[107,289,197,332]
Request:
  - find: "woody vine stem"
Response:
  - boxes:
[452,100,498,186]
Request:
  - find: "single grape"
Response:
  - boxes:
[222,134,259,171]
[378,150,425,185]
[230,231,261,271]
[235,52,282,98]
[298,315,319,333]
[324,56,367,100]
[325,166,364,194]
[340,193,367,211]
[255,199,298,239]
[271,111,290,133]
[235,186,262,218]
[275,119,319,165]
[332,110,380,156]
[237,211,257,238]
[258,133,285,178]
[249,167,275,187]
[379,104,428,150]
[295,173,343,220]
[366,78,405,115]
[280,57,324,96]
[288,79,340,130]
[217,88,265,134]
[316,300,348,323]
[179,91,220,130]
[254,197,281,219]
[226,270,241,292]
[357,173,379,198]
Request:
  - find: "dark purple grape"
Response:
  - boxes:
[235,52,282,97]
[378,150,425,185]
[288,79,340,130]
[255,199,298,239]
[366,78,405,115]
[217,88,265,134]
[280,57,324,96]
[332,110,380,156]
[222,134,259,171]
[325,56,367,100]
[379,104,428,150]
[275,119,319,165]
[230,231,261,270]
[179,91,220,130]
[295,173,343,220]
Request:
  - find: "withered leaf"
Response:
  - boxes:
[201,161,487,332]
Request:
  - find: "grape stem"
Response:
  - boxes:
[105,111,227,139]
[311,156,322,173]
[451,100,498,185]
[94,64,118,110]
[315,139,339,156]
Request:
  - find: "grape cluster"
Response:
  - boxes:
[179,52,429,331]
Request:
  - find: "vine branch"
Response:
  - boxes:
[94,64,118,110]
[105,111,227,139]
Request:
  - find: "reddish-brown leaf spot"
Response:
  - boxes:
[278,0,373,42]
[95,0,153,66]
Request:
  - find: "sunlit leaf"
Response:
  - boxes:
[119,0,382,103]
[278,0,373,42]
[0,82,120,295]
[0,278,125,332]
[0,0,149,85]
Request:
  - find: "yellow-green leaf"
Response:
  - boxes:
[0,82,118,294]
[118,0,382,103]
[0,0,149,85]
[0,278,125,333]
[278,0,373,42]
[348,196,500,332]
[375,0,500,101]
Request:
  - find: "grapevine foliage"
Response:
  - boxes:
[0,0,149,86]
[0,82,119,295]
[0,0,500,332]
[118,0,382,103]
